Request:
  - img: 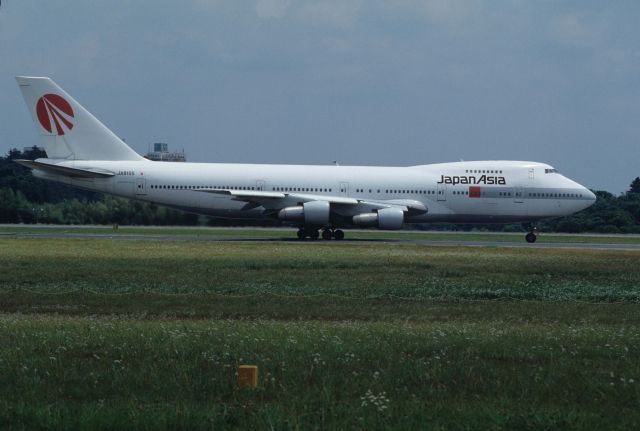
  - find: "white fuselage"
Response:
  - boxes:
[34,159,596,225]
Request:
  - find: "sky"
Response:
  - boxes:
[0,0,638,193]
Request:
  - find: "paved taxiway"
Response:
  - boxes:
[2,231,640,251]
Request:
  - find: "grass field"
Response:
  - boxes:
[0,238,639,429]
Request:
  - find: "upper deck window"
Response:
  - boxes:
[545,168,559,174]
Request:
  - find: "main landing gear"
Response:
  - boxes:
[297,228,344,240]
[523,223,538,243]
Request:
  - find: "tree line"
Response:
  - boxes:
[1,147,639,232]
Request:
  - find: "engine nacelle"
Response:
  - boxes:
[352,212,378,227]
[278,206,304,221]
[278,200,330,225]
[377,208,405,229]
[352,207,405,230]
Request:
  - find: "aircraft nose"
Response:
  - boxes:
[581,187,596,209]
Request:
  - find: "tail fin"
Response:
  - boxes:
[15,76,143,161]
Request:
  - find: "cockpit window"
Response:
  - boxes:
[545,168,559,174]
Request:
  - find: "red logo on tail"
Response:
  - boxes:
[36,94,74,135]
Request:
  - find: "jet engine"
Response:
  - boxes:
[278,200,330,225]
[352,207,405,230]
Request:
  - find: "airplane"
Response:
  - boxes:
[14,76,596,243]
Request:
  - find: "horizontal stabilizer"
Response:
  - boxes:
[15,159,115,178]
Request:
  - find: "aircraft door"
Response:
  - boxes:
[513,186,524,203]
[256,180,266,191]
[339,182,349,196]
[135,177,146,196]
[437,183,447,201]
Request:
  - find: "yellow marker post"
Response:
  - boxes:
[237,365,258,388]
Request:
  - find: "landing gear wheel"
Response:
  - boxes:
[525,232,537,243]
[296,229,306,240]
[309,229,320,240]
[334,229,345,240]
[322,229,333,240]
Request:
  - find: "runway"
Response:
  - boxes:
[2,231,640,251]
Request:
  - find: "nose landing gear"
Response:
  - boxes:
[523,223,538,243]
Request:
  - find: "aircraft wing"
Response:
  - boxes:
[194,188,426,214]
[195,188,358,204]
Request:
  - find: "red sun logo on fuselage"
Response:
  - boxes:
[36,94,74,135]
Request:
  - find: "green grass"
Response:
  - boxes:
[2,239,639,303]
[0,225,284,238]
[1,316,639,430]
[2,224,640,244]
[0,238,639,429]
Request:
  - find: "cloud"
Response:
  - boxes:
[298,1,363,29]
[421,0,481,24]
[548,14,600,49]
[256,0,291,19]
